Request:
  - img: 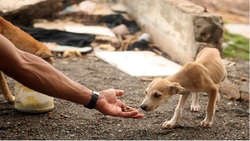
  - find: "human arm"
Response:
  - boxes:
[0,34,144,118]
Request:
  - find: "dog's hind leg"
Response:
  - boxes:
[215,92,220,111]
[199,85,218,127]
[162,93,190,128]
[190,92,201,112]
[0,71,15,104]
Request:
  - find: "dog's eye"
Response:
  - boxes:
[153,92,161,98]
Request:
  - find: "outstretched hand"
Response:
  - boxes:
[94,89,144,118]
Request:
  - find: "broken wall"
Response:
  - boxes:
[0,0,83,26]
[119,0,223,64]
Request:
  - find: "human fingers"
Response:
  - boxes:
[115,89,125,97]
[119,110,144,118]
[120,106,144,118]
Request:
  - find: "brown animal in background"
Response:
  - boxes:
[140,47,227,128]
[63,49,82,58]
[0,17,54,104]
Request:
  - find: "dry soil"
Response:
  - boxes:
[0,56,249,140]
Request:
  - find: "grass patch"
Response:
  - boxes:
[222,31,249,60]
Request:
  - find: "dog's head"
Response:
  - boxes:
[140,78,185,111]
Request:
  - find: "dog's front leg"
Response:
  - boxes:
[162,93,190,128]
[0,71,15,104]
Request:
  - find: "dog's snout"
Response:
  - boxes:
[140,105,147,111]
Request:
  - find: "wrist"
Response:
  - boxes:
[84,90,100,109]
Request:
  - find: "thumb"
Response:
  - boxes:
[115,90,125,97]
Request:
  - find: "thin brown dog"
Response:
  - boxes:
[140,47,227,128]
[0,17,54,104]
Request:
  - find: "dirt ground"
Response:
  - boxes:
[0,0,249,140]
[0,56,249,140]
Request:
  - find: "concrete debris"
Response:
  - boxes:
[0,0,248,101]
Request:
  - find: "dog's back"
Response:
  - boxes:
[195,47,227,84]
[0,17,53,64]
[0,17,54,104]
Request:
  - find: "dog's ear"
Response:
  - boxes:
[168,83,185,94]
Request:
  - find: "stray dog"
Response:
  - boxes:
[63,49,82,58]
[140,47,227,128]
[0,17,54,104]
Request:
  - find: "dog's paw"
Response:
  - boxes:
[7,96,15,105]
[199,120,213,127]
[190,104,201,112]
[162,120,177,128]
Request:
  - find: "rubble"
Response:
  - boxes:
[0,0,83,26]
[0,0,248,140]
[0,0,248,104]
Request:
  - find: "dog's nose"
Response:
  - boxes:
[140,105,147,111]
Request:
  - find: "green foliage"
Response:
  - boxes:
[222,31,249,60]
